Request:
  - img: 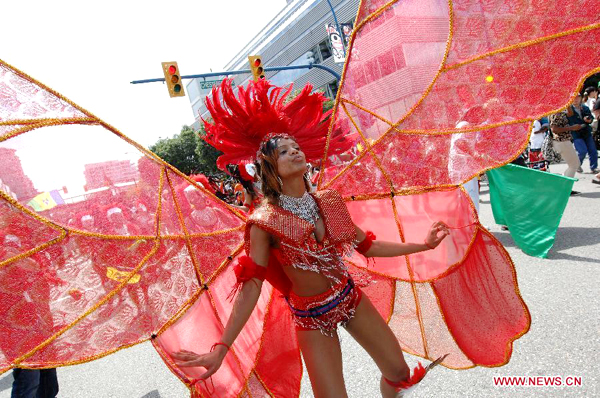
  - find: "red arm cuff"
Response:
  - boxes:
[233,255,267,283]
[356,231,376,254]
[228,256,266,301]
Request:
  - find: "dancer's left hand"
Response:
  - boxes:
[172,347,226,380]
[425,221,450,249]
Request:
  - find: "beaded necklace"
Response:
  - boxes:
[278,191,320,226]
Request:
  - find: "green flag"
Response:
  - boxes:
[487,164,575,258]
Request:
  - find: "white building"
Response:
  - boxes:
[186,0,359,130]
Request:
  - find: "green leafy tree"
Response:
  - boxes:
[149,126,202,175]
[148,125,224,177]
[195,123,224,176]
[322,96,335,113]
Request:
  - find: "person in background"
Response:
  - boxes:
[592,93,600,150]
[593,93,600,120]
[567,93,598,174]
[549,110,582,196]
[528,120,548,171]
[583,86,597,112]
[11,369,59,398]
[1,235,59,398]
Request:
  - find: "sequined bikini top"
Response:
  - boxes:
[244,189,356,284]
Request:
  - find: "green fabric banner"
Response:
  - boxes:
[487,164,575,258]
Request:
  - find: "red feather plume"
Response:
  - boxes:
[203,78,349,171]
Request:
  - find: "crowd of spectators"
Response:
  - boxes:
[527,86,600,194]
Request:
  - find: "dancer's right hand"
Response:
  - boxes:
[171,347,227,380]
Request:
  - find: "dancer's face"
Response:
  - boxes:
[276,138,306,179]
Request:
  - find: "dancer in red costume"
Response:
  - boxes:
[172,79,450,397]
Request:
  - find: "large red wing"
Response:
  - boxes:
[320,0,600,193]
[310,0,600,371]
[344,187,531,369]
[0,59,245,373]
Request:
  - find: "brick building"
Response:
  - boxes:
[0,148,38,201]
[83,160,139,191]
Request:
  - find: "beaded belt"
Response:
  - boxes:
[286,279,355,318]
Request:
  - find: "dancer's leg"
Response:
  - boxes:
[344,295,409,398]
[297,329,347,398]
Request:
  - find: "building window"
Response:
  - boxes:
[327,80,339,99]
[309,40,333,65]
[310,45,322,64]
[319,40,332,61]
[270,51,316,86]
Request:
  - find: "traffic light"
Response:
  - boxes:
[248,55,265,82]
[161,62,185,97]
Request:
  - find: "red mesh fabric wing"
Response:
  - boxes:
[345,187,530,369]
[0,59,245,375]
[319,0,600,193]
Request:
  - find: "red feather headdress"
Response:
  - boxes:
[203,78,349,171]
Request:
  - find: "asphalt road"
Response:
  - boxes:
[1,163,598,398]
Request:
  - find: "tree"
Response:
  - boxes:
[148,125,224,177]
[149,126,201,175]
[195,123,224,176]
[322,96,335,114]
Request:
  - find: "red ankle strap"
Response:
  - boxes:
[384,354,448,391]
[383,375,409,388]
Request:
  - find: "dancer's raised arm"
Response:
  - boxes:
[355,221,449,258]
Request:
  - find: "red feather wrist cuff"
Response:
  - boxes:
[228,256,267,301]
[356,231,376,254]
[233,256,267,283]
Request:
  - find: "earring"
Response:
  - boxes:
[277,177,283,188]
[303,173,313,192]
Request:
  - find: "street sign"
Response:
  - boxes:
[199,79,235,90]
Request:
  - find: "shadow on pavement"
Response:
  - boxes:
[140,390,162,398]
[552,226,600,252]
[0,372,13,393]
[492,227,600,263]
[490,231,515,248]
[546,251,600,264]
[578,191,600,198]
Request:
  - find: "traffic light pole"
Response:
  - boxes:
[130,63,341,85]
